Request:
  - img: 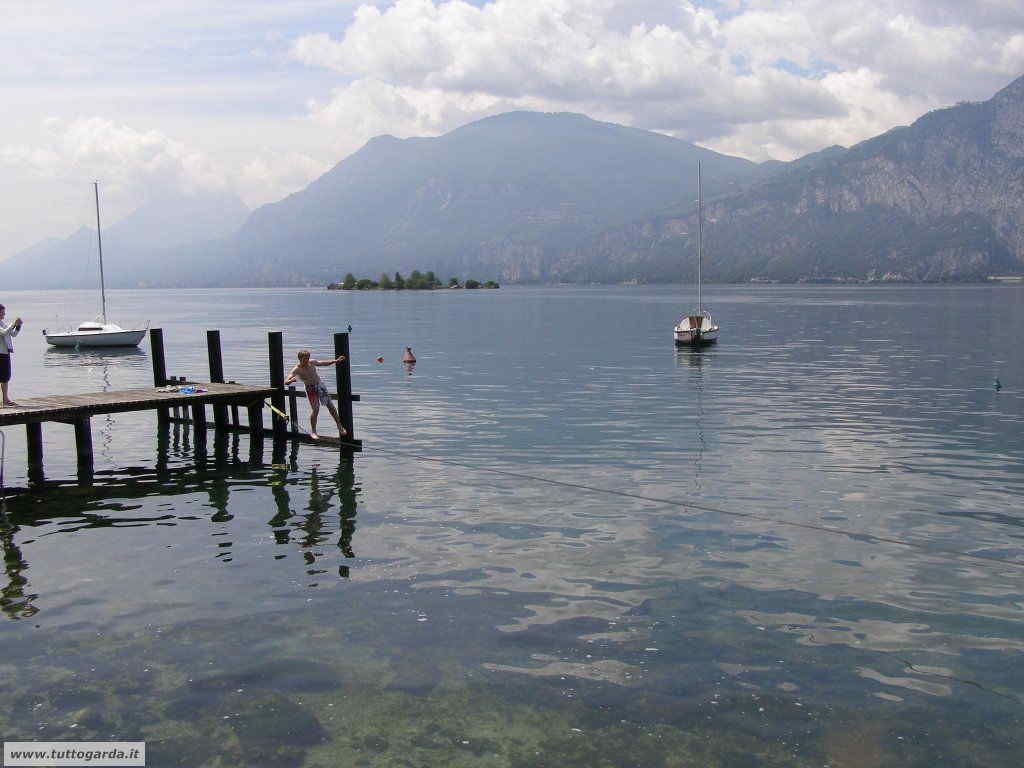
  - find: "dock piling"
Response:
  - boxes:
[247,403,264,439]
[288,386,299,435]
[207,330,229,431]
[268,332,287,440]
[191,403,208,452]
[150,328,169,424]
[334,332,355,443]
[74,417,93,470]
[26,423,44,485]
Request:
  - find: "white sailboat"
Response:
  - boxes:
[44,183,147,348]
[674,161,719,346]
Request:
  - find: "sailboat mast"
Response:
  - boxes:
[697,161,703,314]
[94,181,107,325]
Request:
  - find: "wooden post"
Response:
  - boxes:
[288,386,299,435]
[268,331,287,440]
[334,332,355,442]
[191,402,207,453]
[25,423,43,483]
[74,417,93,471]
[228,381,240,428]
[247,403,264,439]
[150,327,169,424]
[26,422,43,470]
[207,330,229,430]
[150,328,167,386]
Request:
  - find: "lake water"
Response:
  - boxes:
[1,285,1023,767]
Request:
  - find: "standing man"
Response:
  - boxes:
[0,303,23,407]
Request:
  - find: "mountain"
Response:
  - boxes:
[0,189,249,289]
[8,76,1023,288]
[226,111,761,285]
[556,75,1024,283]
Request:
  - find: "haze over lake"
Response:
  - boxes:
[1,284,1022,766]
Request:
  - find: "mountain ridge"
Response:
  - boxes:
[5,76,1023,288]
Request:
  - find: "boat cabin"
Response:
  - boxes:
[677,314,714,332]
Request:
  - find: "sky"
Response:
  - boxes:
[2,0,1023,260]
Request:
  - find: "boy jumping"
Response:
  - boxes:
[284,348,348,440]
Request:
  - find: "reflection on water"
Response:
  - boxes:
[0,286,1023,766]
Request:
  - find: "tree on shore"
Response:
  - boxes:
[394,272,405,290]
[342,272,356,290]
[379,273,394,289]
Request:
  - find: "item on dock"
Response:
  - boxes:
[155,385,208,394]
[402,347,416,364]
[44,182,147,349]
[673,161,720,347]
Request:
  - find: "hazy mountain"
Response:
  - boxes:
[0,189,248,288]
[9,78,1023,289]
[226,111,761,285]
[557,75,1024,283]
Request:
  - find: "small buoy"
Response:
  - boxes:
[994,377,1002,391]
[402,347,416,364]
[376,356,384,363]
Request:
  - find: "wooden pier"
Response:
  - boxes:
[0,328,362,487]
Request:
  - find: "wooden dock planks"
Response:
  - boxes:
[0,382,276,427]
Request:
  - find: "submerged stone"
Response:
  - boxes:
[188,658,343,693]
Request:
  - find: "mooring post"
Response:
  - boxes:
[207,330,228,431]
[150,328,169,424]
[191,402,207,453]
[247,402,264,439]
[25,422,43,470]
[288,386,299,435]
[268,331,287,440]
[74,416,93,472]
[228,381,240,428]
[334,332,355,443]
[25,423,43,483]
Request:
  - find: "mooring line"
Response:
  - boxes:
[368,446,1024,571]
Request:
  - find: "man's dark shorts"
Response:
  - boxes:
[0,353,10,384]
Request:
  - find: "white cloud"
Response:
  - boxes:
[1,117,228,201]
[241,150,329,206]
[292,0,1024,160]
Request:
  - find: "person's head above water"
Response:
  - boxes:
[297,349,311,362]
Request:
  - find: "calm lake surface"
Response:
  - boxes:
[1,285,1023,767]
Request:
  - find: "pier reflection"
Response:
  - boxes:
[0,429,362,621]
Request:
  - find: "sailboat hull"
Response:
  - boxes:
[674,328,719,346]
[45,329,147,347]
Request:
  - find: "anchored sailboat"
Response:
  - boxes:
[44,183,147,348]
[673,162,719,346]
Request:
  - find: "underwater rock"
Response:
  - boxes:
[188,658,343,693]
[230,691,327,768]
[385,659,443,696]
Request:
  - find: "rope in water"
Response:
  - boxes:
[365,445,1024,572]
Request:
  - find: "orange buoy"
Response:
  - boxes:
[401,347,416,364]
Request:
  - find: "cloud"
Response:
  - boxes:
[0,117,327,233]
[240,150,329,206]
[292,0,1024,160]
[1,117,228,200]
